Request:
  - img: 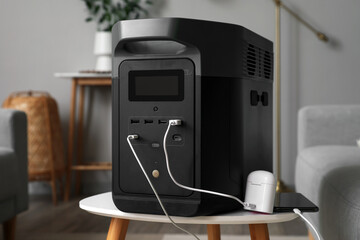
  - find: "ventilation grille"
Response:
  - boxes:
[244,43,273,80]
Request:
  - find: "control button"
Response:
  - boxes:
[151,143,160,148]
[250,90,259,106]
[261,92,269,106]
[172,134,182,142]
[152,170,160,178]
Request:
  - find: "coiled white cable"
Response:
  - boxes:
[293,208,322,240]
[163,120,255,209]
[127,135,200,240]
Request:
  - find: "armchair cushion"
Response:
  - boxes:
[298,105,360,152]
[0,147,17,202]
[296,145,360,239]
[0,108,28,223]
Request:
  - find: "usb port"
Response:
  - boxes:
[158,120,167,124]
[130,119,140,124]
[144,119,153,124]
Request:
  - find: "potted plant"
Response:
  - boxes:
[83,0,153,71]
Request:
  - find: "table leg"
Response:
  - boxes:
[58,175,64,199]
[207,224,221,240]
[3,216,16,240]
[44,98,58,205]
[249,224,269,240]
[308,230,315,240]
[107,218,129,240]
[75,85,85,195]
[64,79,77,201]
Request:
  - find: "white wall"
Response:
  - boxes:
[277,0,360,183]
[1,0,359,193]
[0,0,110,193]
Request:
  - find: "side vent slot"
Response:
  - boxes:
[263,51,272,79]
[246,44,257,76]
[244,42,273,80]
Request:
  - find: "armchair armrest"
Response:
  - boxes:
[298,105,360,152]
[0,108,28,211]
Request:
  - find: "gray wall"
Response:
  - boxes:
[1,0,359,194]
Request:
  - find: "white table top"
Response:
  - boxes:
[54,72,111,78]
[79,192,297,225]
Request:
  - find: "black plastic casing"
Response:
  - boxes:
[112,18,273,216]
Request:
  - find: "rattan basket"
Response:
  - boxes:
[3,91,65,204]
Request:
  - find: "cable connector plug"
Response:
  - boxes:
[169,119,182,126]
[293,208,301,214]
[293,208,322,240]
[128,134,139,140]
[244,202,257,209]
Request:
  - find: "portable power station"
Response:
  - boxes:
[112,18,273,216]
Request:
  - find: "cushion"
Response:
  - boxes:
[0,147,17,202]
[295,145,360,240]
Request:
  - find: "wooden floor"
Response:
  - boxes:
[1,195,308,240]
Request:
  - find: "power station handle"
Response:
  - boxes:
[112,18,199,48]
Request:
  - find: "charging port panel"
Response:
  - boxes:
[118,59,195,198]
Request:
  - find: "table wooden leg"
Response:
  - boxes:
[44,98,58,205]
[75,85,85,196]
[58,175,64,199]
[308,230,315,240]
[64,79,77,201]
[106,218,129,240]
[207,224,221,240]
[50,176,57,206]
[3,216,16,240]
[249,224,269,240]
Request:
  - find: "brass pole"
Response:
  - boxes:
[272,0,328,192]
[278,1,328,42]
[274,0,285,192]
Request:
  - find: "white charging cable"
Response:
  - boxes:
[164,120,256,209]
[127,135,200,240]
[165,120,322,239]
[293,208,322,240]
[127,120,322,240]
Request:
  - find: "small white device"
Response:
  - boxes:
[244,170,276,214]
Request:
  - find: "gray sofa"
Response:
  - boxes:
[295,105,360,240]
[0,109,28,240]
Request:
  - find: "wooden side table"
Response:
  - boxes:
[80,192,299,240]
[55,73,112,201]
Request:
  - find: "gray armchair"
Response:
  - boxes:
[0,109,28,240]
[295,105,360,240]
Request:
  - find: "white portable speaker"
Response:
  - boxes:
[244,170,276,214]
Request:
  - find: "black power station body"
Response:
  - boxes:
[112,18,273,217]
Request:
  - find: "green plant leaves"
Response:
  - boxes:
[84,0,93,10]
[83,0,153,31]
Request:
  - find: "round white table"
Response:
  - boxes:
[79,192,298,240]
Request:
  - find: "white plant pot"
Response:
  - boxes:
[94,31,112,72]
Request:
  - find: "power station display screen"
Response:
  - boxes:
[129,70,184,101]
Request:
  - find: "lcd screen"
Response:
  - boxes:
[129,70,184,101]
